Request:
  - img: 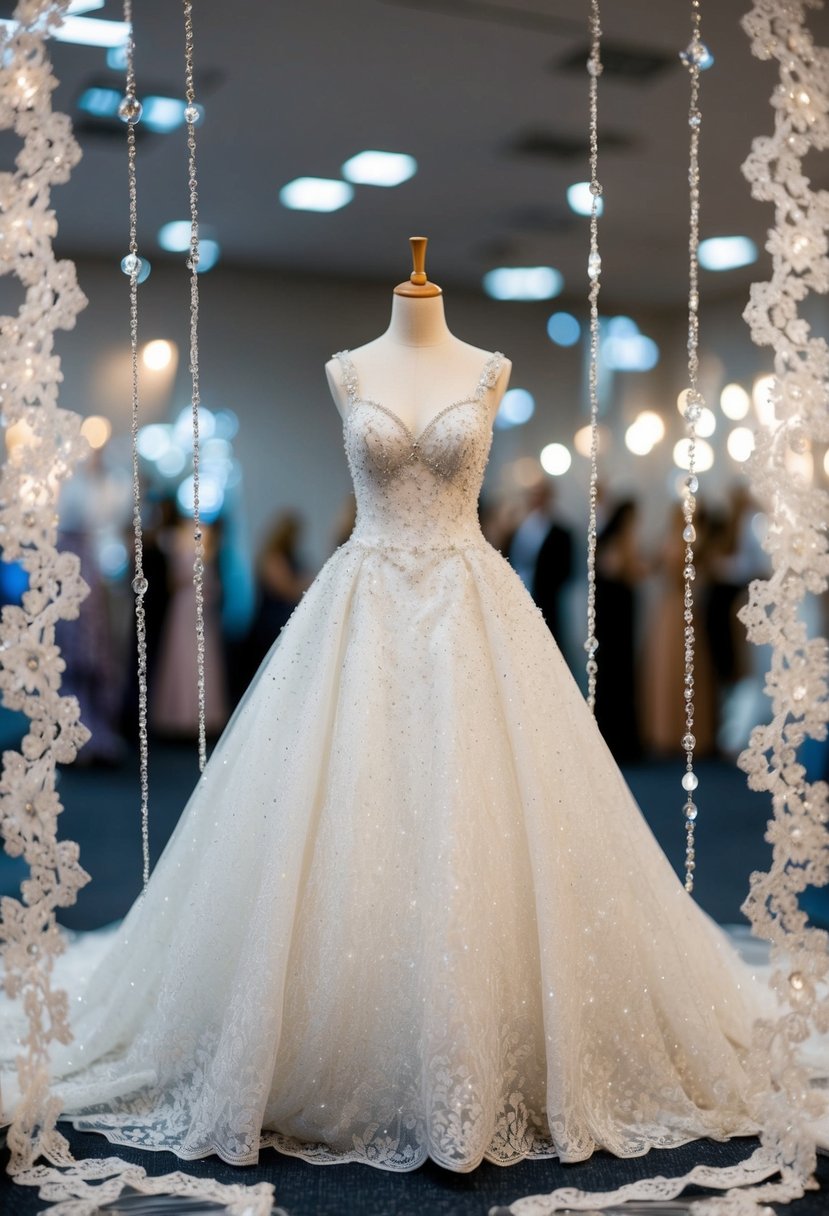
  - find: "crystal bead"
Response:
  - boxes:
[583,635,599,655]
[587,57,603,77]
[688,109,702,128]
[24,800,35,816]
[183,103,200,124]
[789,971,805,991]
[118,94,143,124]
[587,251,602,281]
[132,575,149,596]
[27,942,39,956]
[193,557,205,577]
[26,655,39,671]
[683,564,696,580]
[589,181,603,196]
[679,39,713,70]
[685,474,699,493]
[682,771,699,792]
[792,684,807,702]
[683,391,703,422]
[682,733,696,751]
[121,253,143,279]
[682,524,696,543]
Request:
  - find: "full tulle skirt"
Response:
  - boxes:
[4,537,766,1171]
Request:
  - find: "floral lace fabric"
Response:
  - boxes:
[3,352,774,1172]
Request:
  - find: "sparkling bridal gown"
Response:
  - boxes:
[13,350,768,1172]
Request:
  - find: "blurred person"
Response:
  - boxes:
[479,494,522,557]
[509,478,554,590]
[531,490,574,650]
[332,493,357,550]
[705,486,767,692]
[55,448,131,764]
[151,511,229,739]
[244,511,312,678]
[642,503,716,757]
[594,499,647,763]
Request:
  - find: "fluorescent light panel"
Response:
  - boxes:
[698,236,757,271]
[342,151,417,187]
[78,85,120,119]
[280,177,354,212]
[483,267,563,301]
[55,15,129,47]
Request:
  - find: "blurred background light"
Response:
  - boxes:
[80,415,111,450]
[720,382,751,420]
[341,151,417,187]
[483,267,563,301]
[546,311,581,346]
[279,177,354,212]
[567,181,603,217]
[603,333,659,372]
[142,339,175,371]
[494,388,535,429]
[673,437,714,472]
[727,426,755,462]
[540,442,571,476]
[698,235,757,271]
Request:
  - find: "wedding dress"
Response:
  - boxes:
[3,349,769,1174]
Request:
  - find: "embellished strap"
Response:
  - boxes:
[475,351,505,399]
[333,350,359,408]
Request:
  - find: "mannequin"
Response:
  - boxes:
[325,237,512,428]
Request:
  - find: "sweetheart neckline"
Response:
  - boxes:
[350,394,481,447]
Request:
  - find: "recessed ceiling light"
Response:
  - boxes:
[78,85,121,119]
[698,236,757,271]
[603,333,659,371]
[547,312,581,346]
[341,151,417,187]
[280,177,354,212]
[483,267,563,301]
[142,96,203,134]
[566,181,603,217]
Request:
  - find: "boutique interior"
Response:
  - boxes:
[1,2,828,1215]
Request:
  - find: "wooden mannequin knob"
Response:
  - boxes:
[394,236,442,297]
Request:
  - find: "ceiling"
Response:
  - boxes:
[32,0,829,306]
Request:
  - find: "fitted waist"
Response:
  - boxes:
[347,525,488,557]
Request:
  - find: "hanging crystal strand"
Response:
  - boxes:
[679,0,708,893]
[119,0,151,891]
[583,0,603,713]
[182,0,208,772]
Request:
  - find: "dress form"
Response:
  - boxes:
[325,239,511,429]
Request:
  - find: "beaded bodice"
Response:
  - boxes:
[334,350,504,550]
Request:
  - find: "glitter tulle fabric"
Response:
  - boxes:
[19,351,766,1171]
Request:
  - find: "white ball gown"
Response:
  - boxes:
[6,349,767,1173]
